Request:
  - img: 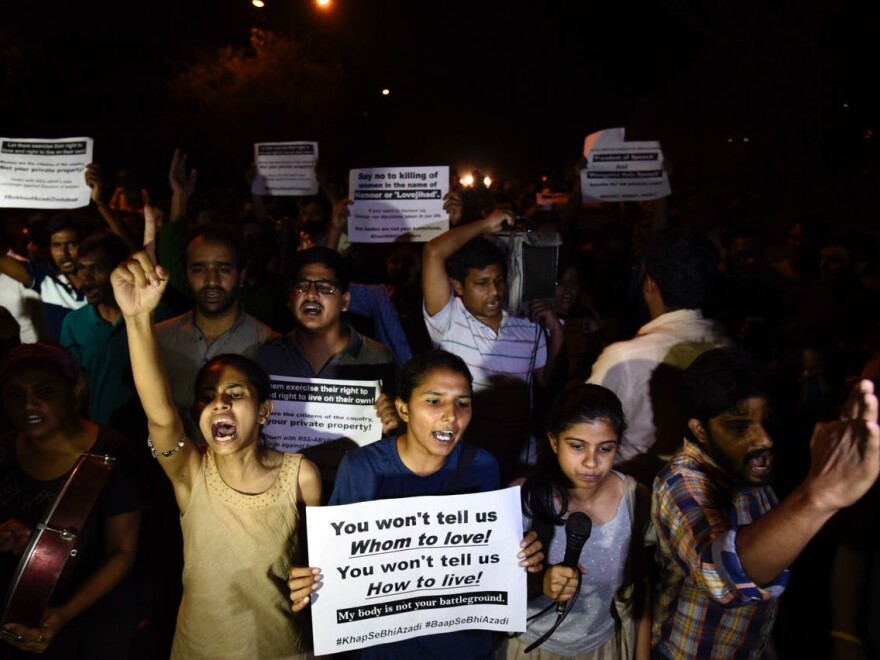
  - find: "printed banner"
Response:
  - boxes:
[306,486,526,655]
[0,137,93,208]
[251,141,319,196]
[348,165,449,242]
[263,376,382,452]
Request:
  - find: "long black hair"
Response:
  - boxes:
[521,383,626,525]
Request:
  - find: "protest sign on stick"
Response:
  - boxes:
[307,486,526,655]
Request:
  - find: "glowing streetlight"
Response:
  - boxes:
[483,176,492,188]
[461,174,475,187]
[381,88,390,96]
[316,0,331,7]
[252,0,265,7]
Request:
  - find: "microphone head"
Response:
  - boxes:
[565,511,592,541]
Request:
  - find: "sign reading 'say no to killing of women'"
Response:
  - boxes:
[348,165,449,243]
[306,487,525,655]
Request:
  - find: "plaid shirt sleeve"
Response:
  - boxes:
[658,468,788,607]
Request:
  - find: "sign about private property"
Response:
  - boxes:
[579,127,671,201]
[348,165,449,242]
[263,376,382,452]
[0,137,93,208]
[251,141,319,196]
[307,486,526,654]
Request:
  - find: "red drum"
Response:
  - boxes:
[1,453,116,628]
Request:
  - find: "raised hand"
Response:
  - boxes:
[111,251,167,319]
[807,379,880,513]
[168,148,197,197]
[443,192,463,227]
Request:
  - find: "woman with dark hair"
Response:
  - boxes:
[0,343,142,658]
[289,350,544,659]
[506,383,652,660]
[112,249,321,659]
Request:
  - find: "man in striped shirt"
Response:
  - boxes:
[652,347,880,659]
[422,201,564,481]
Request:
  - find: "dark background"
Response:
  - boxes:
[2,1,877,229]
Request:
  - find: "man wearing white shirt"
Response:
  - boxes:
[588,234,729,484]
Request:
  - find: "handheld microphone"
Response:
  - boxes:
[556,512,592,614]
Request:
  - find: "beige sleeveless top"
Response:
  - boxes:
[171,451,311,659]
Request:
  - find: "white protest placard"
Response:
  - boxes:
[251,141,319,196]
[0,137,93,209]
[348,165,449,243]
[262,376,382,452]
[307,486,525,655]
[579,128,671,201]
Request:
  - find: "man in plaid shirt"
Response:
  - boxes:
[652,347,880,659]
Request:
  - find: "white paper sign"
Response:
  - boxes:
[307,486,526,655]
[263,376,382,452]
[0,137,93,209]
[580,128,671,201]
[251,141,319,196]
[348,165,449,242]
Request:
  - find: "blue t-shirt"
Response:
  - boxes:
[329,437,500,659]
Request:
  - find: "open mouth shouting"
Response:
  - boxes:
[299,302,324,317]
[746,449,773,475]
[211,417,239,443]
[431,429,456,444]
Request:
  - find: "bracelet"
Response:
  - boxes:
[147,434,186,459]
[830,630,863,646]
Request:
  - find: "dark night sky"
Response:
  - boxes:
[1,1,876,211]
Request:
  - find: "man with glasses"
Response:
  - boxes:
[256,247,399,491]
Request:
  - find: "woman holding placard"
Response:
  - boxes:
[289,350,544,658]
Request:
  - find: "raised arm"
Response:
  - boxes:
[168,148,197,224]
[736,379,880,586]
[112,218,200,498]
[421,199,511,316]
[85,163,138,252]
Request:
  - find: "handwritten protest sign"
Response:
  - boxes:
[348,165,449,242]
[579,128,671,201]
[262,376,382,452]
[251,141,319,196]
[307,487,525,655]
[0,137,93,208]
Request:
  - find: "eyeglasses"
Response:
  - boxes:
[292,279,339,295]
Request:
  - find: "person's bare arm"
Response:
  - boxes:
[0,255,31,286]
[168,148,197,223]
[422,200,511,316]
[736,380,879,586]
[85,163,138,252]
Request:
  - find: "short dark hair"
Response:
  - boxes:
[448,236,506,283]
[195,353,271,404]
[184,223,245,271]
[398,350,473,403]
[78,231,130,269]
[684,347,768,425]
[47,212,84,241]
[290,246,350,293]
[643,233,718,310]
